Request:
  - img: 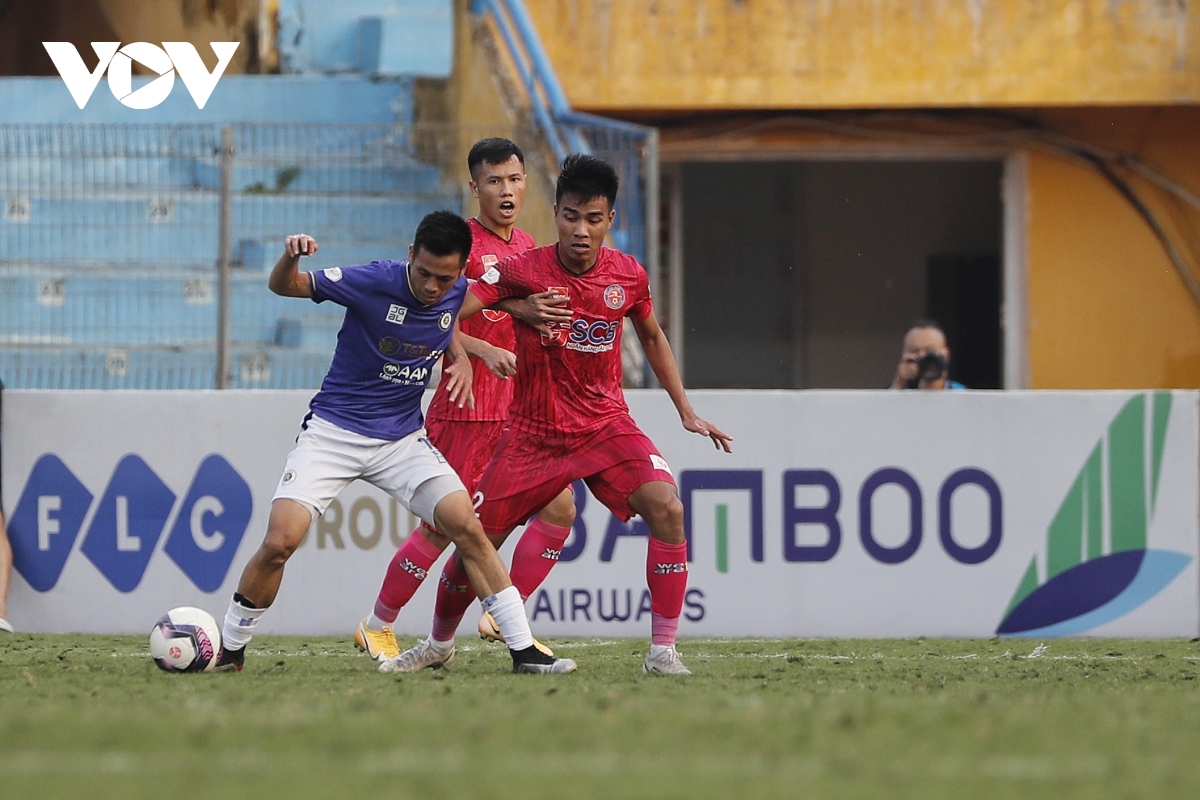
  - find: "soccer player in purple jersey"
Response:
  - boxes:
[212,211,574,675]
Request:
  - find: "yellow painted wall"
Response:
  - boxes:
[1026,108,1200,389]
[96,0,264,73]
[525,0,1200,111]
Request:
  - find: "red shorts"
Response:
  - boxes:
[474,415,676,534]
[425,416,506,495]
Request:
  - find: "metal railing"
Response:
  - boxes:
[472,0,659,269]
[0,122,464,389]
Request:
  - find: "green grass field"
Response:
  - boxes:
[3,634,1200,799]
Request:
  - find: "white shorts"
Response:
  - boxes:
[272,414,466,526]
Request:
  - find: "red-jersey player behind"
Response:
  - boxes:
[355,138,576,672]
[440,154,731,676]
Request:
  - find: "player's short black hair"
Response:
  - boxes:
[908,319,945,334]
[468,138,525,178]
[412,210,472,263]
[555,153,619,208]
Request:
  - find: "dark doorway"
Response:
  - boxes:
[675,158,1005,389]
[0,0,119,77]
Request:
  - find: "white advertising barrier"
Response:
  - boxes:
[1,389,1196,639]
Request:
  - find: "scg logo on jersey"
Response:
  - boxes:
[567,318,619,353]
[42,42,239,109]
[9,454,253,593]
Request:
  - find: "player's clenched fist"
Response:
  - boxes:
[284,234,318,258]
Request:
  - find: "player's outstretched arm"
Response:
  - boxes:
[268,234,317,298]
[631,312,733,453]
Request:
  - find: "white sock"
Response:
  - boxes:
[221,595,266,651]
[482,586,533,651]
[366,613,390,631]
[649,644,676,658]
[427,637,453,654]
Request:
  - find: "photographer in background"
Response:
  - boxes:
[889,320,967,391]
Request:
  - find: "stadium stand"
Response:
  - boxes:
[0,0,459,390]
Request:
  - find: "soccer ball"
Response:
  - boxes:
[149,606,221,673]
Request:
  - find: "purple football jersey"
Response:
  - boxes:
[307,260,466,440]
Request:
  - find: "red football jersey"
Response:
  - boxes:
[470,244,653,436]
[427,218,536,422]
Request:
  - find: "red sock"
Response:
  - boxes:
[509,518,572,601]
[430,551,475,642]
[646,538,688,645]
[651,613,681,646]
[374,529,442,623]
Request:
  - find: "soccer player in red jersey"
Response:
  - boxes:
[440,153,732,676]
[356,139,576,672]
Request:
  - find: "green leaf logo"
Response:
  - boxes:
[998,392,1186,635]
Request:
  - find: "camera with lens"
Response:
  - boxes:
[906,352,949,388]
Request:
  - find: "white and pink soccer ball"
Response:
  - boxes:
[149,606,221,673]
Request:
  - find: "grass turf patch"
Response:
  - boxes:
[2,635,1200,799]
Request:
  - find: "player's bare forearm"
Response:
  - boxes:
[459,290,485,322]
[633,312,733,453]
[449,327,470,364]
[442,333,475,409]
[455,328,489,360]
[455,328,516,379]
[500,291,572,333]
[269,234,317,297]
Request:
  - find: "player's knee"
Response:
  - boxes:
[447,522,490,562]
[260,499,313,564]
[539,489,577,528]
[259,530,302,565]
[642,493,684,536]
[434,494,480,537]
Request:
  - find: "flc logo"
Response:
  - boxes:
[9,454,253,593]
[42,42,239,109]
[997,392,1190,636]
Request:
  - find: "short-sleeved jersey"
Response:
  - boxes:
[308,260,466,441]
[469,244,653,437]
[427,218,535,422]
